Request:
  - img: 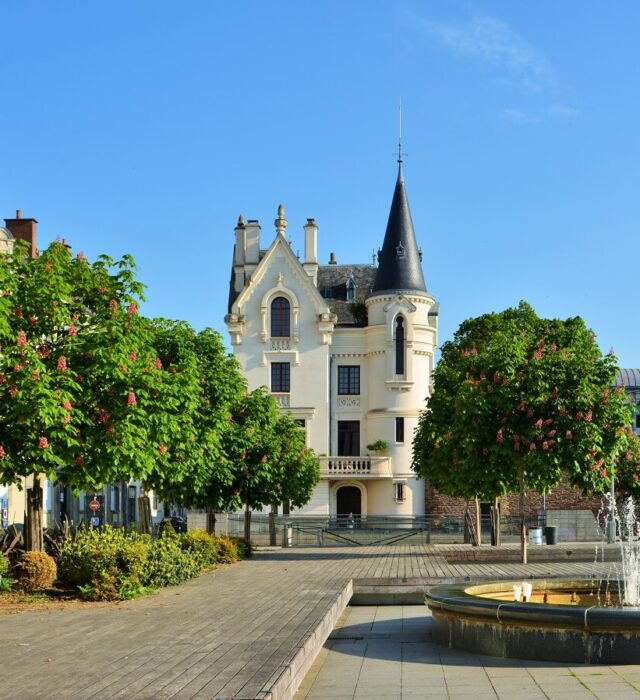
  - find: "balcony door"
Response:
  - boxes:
[337,420,360,456]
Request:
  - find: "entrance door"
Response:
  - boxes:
[337,485,362,516]
[337,421,360,456]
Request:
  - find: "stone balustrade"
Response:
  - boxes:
[319,456,392,478]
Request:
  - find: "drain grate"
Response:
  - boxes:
[328,635,364,640]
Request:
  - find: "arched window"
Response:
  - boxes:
[271,296,290,337]
[395,316,405,375]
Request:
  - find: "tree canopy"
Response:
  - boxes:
[144,320,246,510]
[221,388,319,515]
[0,240,160,491]
[413,302,634,503]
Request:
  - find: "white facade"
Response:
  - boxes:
[225,178,438,519]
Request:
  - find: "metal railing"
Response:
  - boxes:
[187,511,602,547]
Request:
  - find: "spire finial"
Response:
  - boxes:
[398,97,403,164]
[275,203,288,237]
[396,98,406,181]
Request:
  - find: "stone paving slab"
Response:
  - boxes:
[294,605,640,699]
[0,544,622,700]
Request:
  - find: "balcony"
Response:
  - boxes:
[319,456,393,479]
[271,393,290,408]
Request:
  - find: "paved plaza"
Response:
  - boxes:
[0,543,637,699]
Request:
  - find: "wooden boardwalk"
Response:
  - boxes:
[0,543,619,700]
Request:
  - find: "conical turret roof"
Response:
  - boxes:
[371,162,427,295]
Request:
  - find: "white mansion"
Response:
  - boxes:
[225,160,438,519]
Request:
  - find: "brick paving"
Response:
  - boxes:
[0,543,625,700]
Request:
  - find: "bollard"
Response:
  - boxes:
[283,523,293,548]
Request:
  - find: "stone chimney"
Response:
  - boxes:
[328,252,337,265]
[303,218,318,284]
[232,215,247,294]
[4,210,37,257]
[244,219,261,267]
[234,215,246,265]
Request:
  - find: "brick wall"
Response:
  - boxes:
[425,475,603,518]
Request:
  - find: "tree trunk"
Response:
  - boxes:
[519,464,527,564]
[464,502,480,546]
[206,506,216,535]
[244,504,252,544]
[137,484,152,535]
[490,496,501,547]
[268,505,277,546]
[475,496,482,546]
[463,502,471,544]
[25,475,44,552]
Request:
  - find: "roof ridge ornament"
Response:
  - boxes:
[275,204,287,238]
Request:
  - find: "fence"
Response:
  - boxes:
[187,509,601,547]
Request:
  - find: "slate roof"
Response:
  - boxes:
[371,162,428,296]
[317,264,376,326]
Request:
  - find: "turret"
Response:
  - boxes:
[370,161,427,297]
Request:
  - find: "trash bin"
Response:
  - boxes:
[528,527,543,545]
[283,523,293,548]
[545,526,559,545]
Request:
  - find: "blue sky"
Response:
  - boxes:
[2,1,639,367]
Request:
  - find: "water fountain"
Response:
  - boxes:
[425,497,640,664]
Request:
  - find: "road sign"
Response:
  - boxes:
[89,499,100,512]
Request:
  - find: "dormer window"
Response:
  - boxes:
[346,276,356,302]
[396,241,405,259]
[271,296,290,337]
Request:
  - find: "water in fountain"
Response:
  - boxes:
[596,494,640,606]
[619,496,640,605]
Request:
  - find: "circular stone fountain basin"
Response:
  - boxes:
[426,580,640,664]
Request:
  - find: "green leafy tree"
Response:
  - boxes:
[272,414,320,510]
[144,322,246,532]
[222,388,319,542]
[413,302,633,560]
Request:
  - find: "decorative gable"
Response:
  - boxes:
[225,223,336,346]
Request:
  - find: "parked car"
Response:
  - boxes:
[159,514,187,534]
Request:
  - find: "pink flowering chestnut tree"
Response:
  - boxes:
[0,240,160,549]
[413,301,633,561]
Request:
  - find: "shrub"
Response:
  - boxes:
[57,526,149,601]
[0,553,13,592]
[18,551,57,591]
[180,530,219,568]
[216,536,240,564]
[366,439,389,453]
[142,533,202,588]
[228,536,252,559]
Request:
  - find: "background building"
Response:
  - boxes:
[615,368,640,435]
